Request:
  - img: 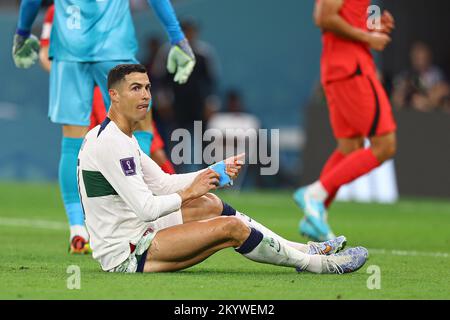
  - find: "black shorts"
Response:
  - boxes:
[136,249,148,273]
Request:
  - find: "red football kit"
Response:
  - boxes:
[320,0,396,138]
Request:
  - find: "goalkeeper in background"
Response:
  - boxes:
[12,0,194,253]
[39,4,176,173]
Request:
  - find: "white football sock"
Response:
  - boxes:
[307,181,328,202]
[306,255,324,273]
[235,211,309,253]
[70,225,89,241]
[242,234,333,273]
[237,228,331,273]
[242,234,311,270]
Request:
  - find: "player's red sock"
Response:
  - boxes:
[320,148,380,196]
[319,150,346,208]
[160,159,176,174]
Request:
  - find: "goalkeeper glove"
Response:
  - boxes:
[12,33,40,69]
[209,161,233,188]
[167,38,196,84]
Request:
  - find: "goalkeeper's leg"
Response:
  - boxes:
[61,125,91,254]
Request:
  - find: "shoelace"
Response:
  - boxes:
[324,257,345,274]
[308,242,324,255]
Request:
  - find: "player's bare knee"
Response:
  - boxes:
[385,138,397,159]
[221,217,249,246]
[337,137,364,155]
[371,134,397,162]
[204,193,223,216]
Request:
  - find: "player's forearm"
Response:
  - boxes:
[139,193,182,222]
[176,188,196,203]
[141,152,204,194]
[148,0,184,44]
[162,170,206,193]
[149,170,205,196]
[17,0,42,36]
[39,46,51,72]
[319,14,370,44]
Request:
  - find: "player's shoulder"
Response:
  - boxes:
[80,125,100,154]
[95,119,134,151]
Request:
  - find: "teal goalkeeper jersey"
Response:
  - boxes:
[50,0,138,62]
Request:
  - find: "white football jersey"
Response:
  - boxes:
[78,118,200,271]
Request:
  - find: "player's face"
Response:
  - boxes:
[118,72,152,122]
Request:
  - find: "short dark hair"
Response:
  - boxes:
[107,64,147,89]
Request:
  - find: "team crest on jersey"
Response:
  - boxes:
[120,157,136,176]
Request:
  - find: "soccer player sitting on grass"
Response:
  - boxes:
[78,64,369,274]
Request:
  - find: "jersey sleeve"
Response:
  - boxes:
[40,5,54,47]
[147,0,185,44]
[140,150,203,195]
[96,135,182,222]
[16,0,43,36]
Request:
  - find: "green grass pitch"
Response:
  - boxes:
[0,182,449,300]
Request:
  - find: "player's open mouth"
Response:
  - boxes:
[137,104,148,110]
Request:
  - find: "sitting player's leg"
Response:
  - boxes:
[181,193,346,255]
[145,217,249,272]
[144,216,367,274]
[181,193,223,223]
[219,198,346,254]
[181,193,301,241]
[49,59,94,253]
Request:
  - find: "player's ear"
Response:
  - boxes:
[109,88,119,103]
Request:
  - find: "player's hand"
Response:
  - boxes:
[180,169,219,201]
[209,160,232,188]
[12,33,40,68]
[224,153,245,180]
[367,32,391,51]
[380,10,395,34]
[167,38,196,84]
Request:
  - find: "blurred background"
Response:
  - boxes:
[0,0,449,200]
